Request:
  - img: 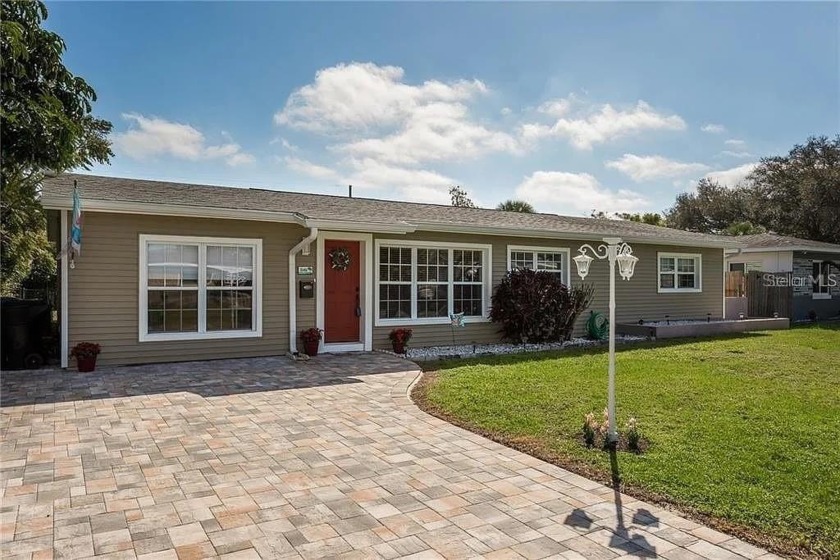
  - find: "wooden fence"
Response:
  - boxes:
[745,271,792,318]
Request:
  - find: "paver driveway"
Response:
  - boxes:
[1,353,777,560]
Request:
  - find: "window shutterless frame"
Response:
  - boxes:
[506,245,571,287]
[138,234,263,342]
[657,252,702,293]
[374,239,492,326]
[812,260,832,299]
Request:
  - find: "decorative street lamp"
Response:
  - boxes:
[573,237,638,445]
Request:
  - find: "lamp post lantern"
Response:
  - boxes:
[573,237,638,445]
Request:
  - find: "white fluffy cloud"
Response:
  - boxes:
[521,98,686,150]
[337,102,519,165]
[515,171,649,214]
[283,157,341,181]
[719,150,754,159]
[274,62,487,133]
[275,62,518,170]
[114,114,254,166]
[605,154,709,182]
[281,156,458,205]
[703,163,758,187]
[701,123,726,134]
[724,138,746,147]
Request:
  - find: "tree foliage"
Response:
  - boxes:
[590,211,665,226]
[497,199,535,213]
[0,0,112,294]
[449,185,476,208]
[665,178,751,233]
[666,136,840,243]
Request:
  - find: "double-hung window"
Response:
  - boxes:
[376,242,491,325]
[812,261,832,299]
[140,235,262,341]
[658,253,702,293]
[507,246,570,286]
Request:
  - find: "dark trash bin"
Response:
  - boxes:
[1,298,52,370]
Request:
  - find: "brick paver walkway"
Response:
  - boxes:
[1,354,779,560]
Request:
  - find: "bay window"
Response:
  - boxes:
[140,235,262,341]
[376,242,491,325]
[658,253,702,293]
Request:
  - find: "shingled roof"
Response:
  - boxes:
[731,233,840,252]
[41,174,741,248]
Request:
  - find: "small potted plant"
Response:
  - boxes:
[300,328,322,357]
[388,328,413,354]
[70,342,101,372]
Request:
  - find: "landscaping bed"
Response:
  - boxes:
[617,317,790,339]
[381,335,647,361]
[412,324,840,559]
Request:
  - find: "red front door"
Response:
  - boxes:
[324,240,361,343]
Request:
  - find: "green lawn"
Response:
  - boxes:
[415,324,840,559]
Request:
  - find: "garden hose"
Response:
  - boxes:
[586,311,609,340]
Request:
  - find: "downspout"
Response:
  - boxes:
[288,227,318,354]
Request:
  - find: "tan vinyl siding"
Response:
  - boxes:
[370,232,723,349]
[67,212,309,366]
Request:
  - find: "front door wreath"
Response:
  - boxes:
[329,246,352,271]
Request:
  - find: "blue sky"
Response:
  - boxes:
[47,1,838,215]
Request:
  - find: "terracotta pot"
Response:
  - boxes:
[303,340,319,357]
[392,342,406,354]
[76,356,97,372]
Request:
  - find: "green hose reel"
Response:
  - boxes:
[586,310,609,340]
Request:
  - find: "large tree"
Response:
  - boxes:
[748,135,840,243]
[496,199,535,213]
[665,136,840,243]
[665,178,751,233]
[1,0,112,294]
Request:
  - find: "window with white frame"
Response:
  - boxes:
[140,236,261,341]
[812,261,831,298]
[658,253,702,292]
[507,246,569,285]
[377,243,490,323]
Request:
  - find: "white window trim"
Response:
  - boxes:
[138,234,263,342]
[657,252,703,293]
[812,260,832,299]
[506,245,571,287]
[374,239,492,327]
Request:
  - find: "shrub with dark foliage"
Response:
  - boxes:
[490,269,595,343]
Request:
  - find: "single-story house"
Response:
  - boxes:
[725,233,840,321]
[42,174,742,367]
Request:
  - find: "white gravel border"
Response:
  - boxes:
[379,335,649,362]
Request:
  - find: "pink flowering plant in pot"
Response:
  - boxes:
[70,342,101,372]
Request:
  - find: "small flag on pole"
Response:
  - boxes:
[70,180,82,269]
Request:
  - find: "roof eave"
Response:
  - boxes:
[41,196,307,226]
[734,246,840,254]
[413,222,741,249]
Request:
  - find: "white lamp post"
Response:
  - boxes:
[573,237,638,445]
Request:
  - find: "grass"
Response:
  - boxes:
[414,324,840,559]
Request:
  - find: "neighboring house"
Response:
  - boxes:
[42,174,740,367]
[725,233,840,321]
